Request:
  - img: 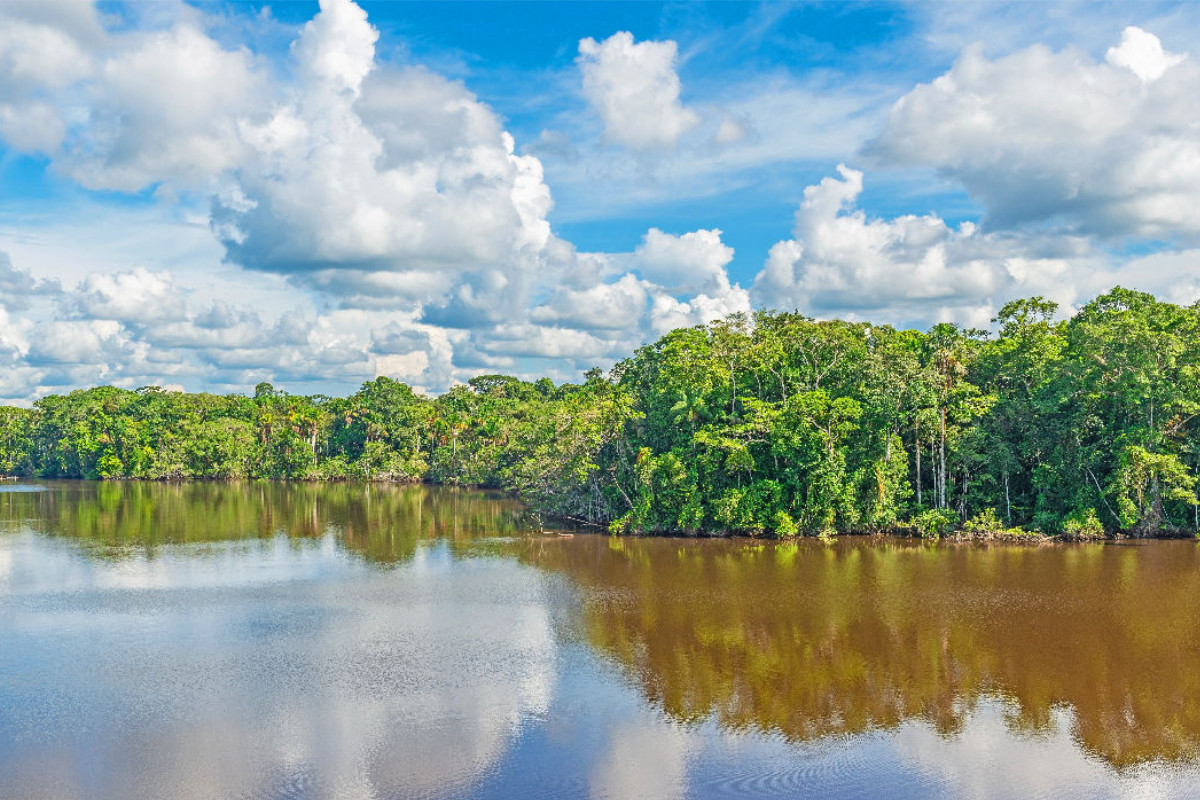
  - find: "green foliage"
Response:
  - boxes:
[0,406,33,475]
[911,508,959,539]
[962,508,1005,534]
[961,508,1036,538]
[1062,508,1106,539]
[632,448,704,533]
[0,288,1198,540]
[1114,446,1197,532]
[772,510,798,538]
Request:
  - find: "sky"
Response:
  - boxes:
[2,0,1200,403]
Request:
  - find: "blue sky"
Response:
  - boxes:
[1,0,1199,402]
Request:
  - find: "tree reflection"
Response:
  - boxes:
[0,481,537,565]
[6,483,1199,769]
[518,535,1200,768]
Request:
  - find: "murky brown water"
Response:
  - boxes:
[516,534,1200,768]
[2,481,1199,799]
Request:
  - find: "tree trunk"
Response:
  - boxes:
[915,420,922,507]
[1004,470,1011,524]
[1150,472,1163,530]
[939,408,947,510]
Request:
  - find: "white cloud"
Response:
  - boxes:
[67,24,268,193]
[713,114,748,146]
[26,319,134,369]
[533,72,894,225]
[520,226,750,358]
[634,228,734,295]
[1082,248,1200,308]
[0,3,99,153]
[0,1,764,397]
[291,0,378,93]
[213,0,565,334]
[0,2,270,191]
[67,268,187,325]
[0,2,102,95]
[0,250,461,401]
[4,4,1197,403]
[577,31,700,151]
[530,273,650,332]
[751,165,1105,327]
[480,323,616,360]
[0,306,32,366]
[0,252,59,310]
[649,287,751,336]
[1106,25,1186,82]
[1,0,567,308]
[868,27,1200,238]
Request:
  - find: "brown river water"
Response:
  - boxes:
[1,481,1198,799]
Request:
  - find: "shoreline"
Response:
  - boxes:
[6,475,1197,543]
[528,510,1200,544]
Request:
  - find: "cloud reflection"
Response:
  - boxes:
[0,533,556,800]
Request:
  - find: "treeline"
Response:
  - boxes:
[1,288,1198,537]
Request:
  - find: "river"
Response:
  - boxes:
[1,481,1198,799]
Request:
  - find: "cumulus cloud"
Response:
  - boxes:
[868,27,1200,238]
[520,227,750,358]
[626,227,751,334]
[213,0,565,336]
[1,245,749,403]
[0,2,101,152]
[371,324,431,356]
[751,165,1106,327]
[648,288,752,336]
[0,252,60,310]
[712,114,748,146]
[0,2,100,92]
[291,0,378,93]
[480,323,615,360]
[0,2,269,191]
[1105,25,1186,82]
[0,250,456,401]
[10,4,1197,402]
[0,306,31,371]
[529,273,650,332]
[577,31,700,151]
[634,228,734,295]
[26,319,135,370]
[65,268,187,325]
[69,25,268,192]
[0,1,767,401]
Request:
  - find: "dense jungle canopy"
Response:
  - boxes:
[2,288,1198,537]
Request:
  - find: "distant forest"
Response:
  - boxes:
[1,288,1198,538]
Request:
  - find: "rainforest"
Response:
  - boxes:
[2,288,1198,539]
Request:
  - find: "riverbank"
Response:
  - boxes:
[537,507,1198,543]
[7,474,1197,542]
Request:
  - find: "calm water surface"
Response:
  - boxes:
[2,481,1199,799]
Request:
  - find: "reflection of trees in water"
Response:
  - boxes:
[6,485,1197,769]
[517,535,1200,768]
[1,481,537,564]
